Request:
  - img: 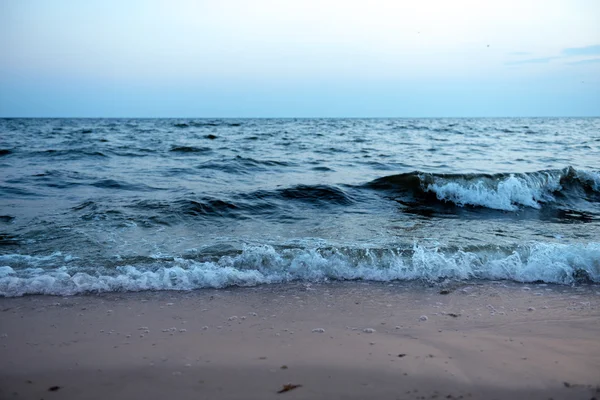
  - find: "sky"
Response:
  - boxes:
[0,0,599,117]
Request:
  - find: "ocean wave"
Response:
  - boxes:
[234,184,354,209]
[1,242,598,297]
[169,145,213,153]
[367,167,600,211]
[173,121,242,128]
[276,185,354,205]
[90,179,160,192]
[177,198,242,218]
[34,149,108,158]
[425,173,561,211]
[125,185,353,221]
[195,156,295,174]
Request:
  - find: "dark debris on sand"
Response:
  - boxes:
[277,383,302,393]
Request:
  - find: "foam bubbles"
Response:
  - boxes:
[425,172,562,211]
[0,242,598,297]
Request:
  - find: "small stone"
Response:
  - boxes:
[312,328,325,333]
[527,307,535,312]
[228,316,238,321]
[363,328,376,333]
[419,315,428,321]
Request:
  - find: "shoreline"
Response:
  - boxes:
[1,281,599,399]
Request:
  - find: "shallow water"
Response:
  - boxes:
[0,118,599,296]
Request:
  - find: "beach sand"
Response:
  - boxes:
[1,282,599,400]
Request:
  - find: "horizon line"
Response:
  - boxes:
[1,115,599,119]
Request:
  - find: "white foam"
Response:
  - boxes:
[423,168,600,210]
[424,173,562,211]
[0,242,598,297]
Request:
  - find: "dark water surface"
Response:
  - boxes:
[1,118,599,296]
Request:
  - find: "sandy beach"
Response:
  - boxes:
[1,282,599,400]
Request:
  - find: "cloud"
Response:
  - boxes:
[567,58,600,65]
[508,51,532,56]
[505,57,559,65]
[562,45,600,56]
[506,45,600,66]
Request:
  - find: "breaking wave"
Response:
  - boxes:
[367,167,600,211]
[1,241,598,297]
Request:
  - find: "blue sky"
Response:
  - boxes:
[1,0,599,117]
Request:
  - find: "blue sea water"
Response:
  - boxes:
[0,118,599,296]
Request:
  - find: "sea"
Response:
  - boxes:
[0,118,599,297]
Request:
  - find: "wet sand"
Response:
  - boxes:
[1,282,599,399]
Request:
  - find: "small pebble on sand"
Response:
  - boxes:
[419,315,428,321]
[312,328,325,333]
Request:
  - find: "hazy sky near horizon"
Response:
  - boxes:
[1,0,599,117]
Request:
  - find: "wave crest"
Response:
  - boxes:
[367,167,599,211]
